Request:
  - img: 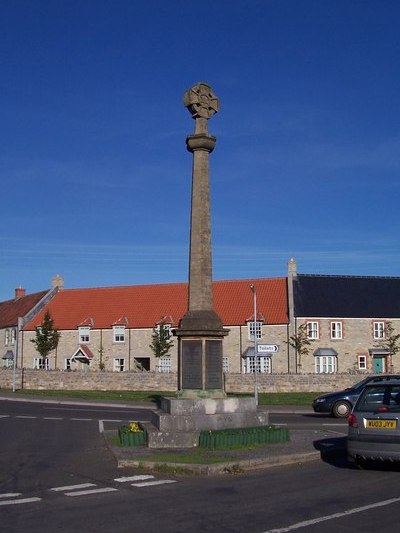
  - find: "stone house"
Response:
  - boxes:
[3,263,400,379]
[288,259,400,375]
[0,277,62,369]
[19,278,290,375]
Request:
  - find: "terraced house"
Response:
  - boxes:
[2,261,400,383]
[0,277,62,370]
[18,277,289,375]
[288,259,400,375]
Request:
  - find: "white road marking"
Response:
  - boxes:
[98,419,124,432]
[0,493,22,498]
[0,415,10,418]
[71,418,92,421]
[43,417,63,420]
[15,415,36,419]
[65,487,118,497]
[115,475,154,482]
[131,480,177,487]
[263,496,400,532]
[0,497,41,506]
[50,483,96,492]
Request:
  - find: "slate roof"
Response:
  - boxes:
[293,274,400,318]
[23,278,288,331]
[0,291,49,328]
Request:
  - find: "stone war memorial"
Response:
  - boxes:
[147,83,268,447]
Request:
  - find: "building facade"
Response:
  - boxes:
[18,278,290,376]
[2,263,400,379]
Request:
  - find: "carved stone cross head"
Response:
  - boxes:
[183,82,219,120]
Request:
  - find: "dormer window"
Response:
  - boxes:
[248,321,262,340]
[79,326,90,344]
[113,325,125,343]
[157,323,172,337]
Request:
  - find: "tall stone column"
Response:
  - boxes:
[175,82,228,398]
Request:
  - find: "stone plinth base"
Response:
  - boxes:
[147,396,269,448]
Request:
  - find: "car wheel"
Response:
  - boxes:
[332,401,351,418]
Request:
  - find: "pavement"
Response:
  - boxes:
[0,392,347,475]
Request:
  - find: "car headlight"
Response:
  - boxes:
[314,398,326,404]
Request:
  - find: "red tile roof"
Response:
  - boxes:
[23,278,288,331]
[0,291,49,328]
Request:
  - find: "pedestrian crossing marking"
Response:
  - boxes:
[131,480,177,487]
[114,475,154,482]
[65,487,118,497]
[0,497,41,506]
[50,483,96,492]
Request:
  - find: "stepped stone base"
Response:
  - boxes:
[145,396,269,448]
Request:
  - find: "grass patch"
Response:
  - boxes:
[12,389,170,403]
[9,389,324,406]
[258,392,323,405]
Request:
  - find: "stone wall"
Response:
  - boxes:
[0,369,364,393]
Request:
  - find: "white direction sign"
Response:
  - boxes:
[257,344,279,354]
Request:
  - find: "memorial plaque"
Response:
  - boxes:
[181,339,202,389]
[205,339,223,389]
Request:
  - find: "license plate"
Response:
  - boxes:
[366,419,397,429]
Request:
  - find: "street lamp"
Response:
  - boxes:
[249,284,258,406]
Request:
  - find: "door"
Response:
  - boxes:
[373,356,385,373]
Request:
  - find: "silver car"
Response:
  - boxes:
[347,379,400,466]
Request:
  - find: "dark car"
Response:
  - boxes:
[347,378,400,466]
[312,375,400,418]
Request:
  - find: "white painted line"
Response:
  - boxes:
[15,416,36,419]
[0,497,41,506]
[50,483,96,492]
[0,493,22,498]
[0,415,10,418]
[98,419,124,432]
[115,475,154,483]
[263,496,400,532]
[131,480,177,487]
[43,417,63,420]
[65,487,118,497]
[71,418,92,421]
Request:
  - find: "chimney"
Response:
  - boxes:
[52,274,64,289]
[15,286,26,299]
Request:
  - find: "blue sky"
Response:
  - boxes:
[1,0,400,299]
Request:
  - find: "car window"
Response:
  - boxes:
[352,377,373,391]
[357,385,400,412]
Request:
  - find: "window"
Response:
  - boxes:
[243,355,271,374]
[358,355,367,371]
[4,329,9,346]
[79,326,90,344]
[64,358,72,370]
[157,323,172,336]
[113,326,125,343]
[315,356,336,374]
[373,321,385,339]
[248,321,262,340]
[34,357,49,370]
[113,358,125,372]
[330,322,342,340]
[307,322,319,339]
[158,356,171,373]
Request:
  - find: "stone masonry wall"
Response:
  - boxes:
[0,368,364,393]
